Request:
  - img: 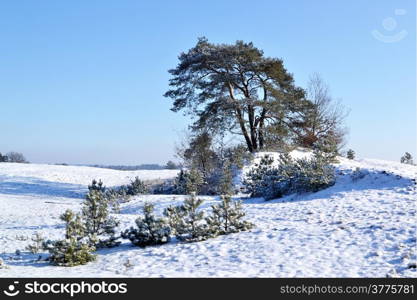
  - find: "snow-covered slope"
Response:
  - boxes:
[0,163,179,187]
[0,157,415,277]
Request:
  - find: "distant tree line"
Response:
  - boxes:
[0,151,28,163]
[86,162,180,171]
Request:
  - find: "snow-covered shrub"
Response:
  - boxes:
[25,232,45,254]
[173,169,204,194]
[152,179,176,194]
[401,152,414,165]
[347,149,355,160]
[126,177,148,195]
[244,151,335,200]
[351,167,367,181]
[164,193,208,242]
[43,209,96,267]
[82,180,121,248]
[44,239,96,267]
[0,152,8,162]
[206,195,254,235]
[121,203,171,247]
[292,151,336,193]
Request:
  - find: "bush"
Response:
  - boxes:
[126,177,148,195]
[82,180,120,248]
[400,152,414,165]
[164,193,208,242]
[244,151,335,200]
[43,209,96,267]
[347,149,355,160]
[173,169,204,194]
[44,239,96,267]
[165,161,179,169]
[351,167,367,181]
[25,232,45,254]
[0,152,8,162]
[206,195,254,235]
[121,203,171,247]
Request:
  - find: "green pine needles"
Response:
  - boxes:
[124,193,254,247]
[206,195,254,236]
[121,203,171,247]
[244,151,336,200]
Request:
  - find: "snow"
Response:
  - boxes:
[0,157,416,277]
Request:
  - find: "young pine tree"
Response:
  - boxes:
[347,149,355,160]
[43,209,96,267]
[218,162,234,195]
[400,152,414,165]
[82,180,120,248]
[122,203,171,247]
[127,177,148,195]
[170,193,208,242]
[206,195,253,236]
[174,169,204,194]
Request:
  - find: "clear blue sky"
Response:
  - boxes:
[0,0,415,165]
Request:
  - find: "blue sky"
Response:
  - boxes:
[0,0,415,164]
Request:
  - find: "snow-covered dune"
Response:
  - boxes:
[0,157,415,277]
[0,162,179,187]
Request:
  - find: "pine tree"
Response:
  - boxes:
[244,151,335,199]
[173,169,204,194]
[82,180,120,248]
[127,177,148,195]
[25,232,45,254]
[163,204,186,236]
[43,209,96,267]
[171,193,208,242]
[347,149,355,160]
[121,203,171,247]
[61,209,85,240]
[0,153,7,162]
[206,195,253,236]
[218,162,234,195]
[400,152,414,165]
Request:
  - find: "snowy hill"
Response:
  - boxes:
[0,157,416,277]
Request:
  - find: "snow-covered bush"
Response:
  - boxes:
[43,209,96,267]
[121,203,171,247]
[347,149,355,160]
[0,152,8,162]
[351,167,367,181]
[173,169,204,194]
[400,152,414,165]
[164,193,208,242]
[126,176,148,195]
[244,151,335,200]
[82,180,120,248]
[25,232,45,254]
[44,239,96,267]
[206,195,254,235]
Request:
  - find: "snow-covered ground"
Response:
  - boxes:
[0,156,416,277]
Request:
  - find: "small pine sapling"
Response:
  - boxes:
[25,232,45,254]
[121,203,171,247]
[43,209,96,267]
[172,193,208,242]
[347,149,355,160]
[206,195,253,236]
[400,152,414,165]
[127,177,148,195]
[82,180,121,248]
